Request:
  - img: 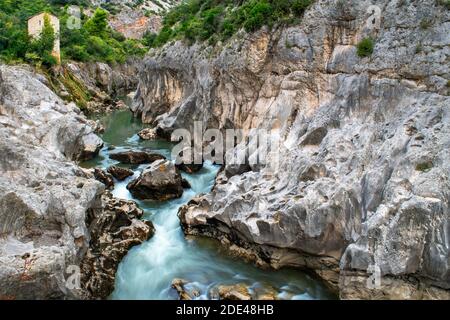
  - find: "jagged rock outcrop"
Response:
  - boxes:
[127,159,184,200]
[91,0,179,39]
[94,168,115,190]
[110,150,165,164]
[81,192,154,299]
[65,61,140,98]
[110,8,162,40]
[133,0,450,299]
[0,65,103,163]
[138,128,158,140]
[0,65,149,299]
[48,60,141,116]
[107,166,134,181]
[0,65,104,299]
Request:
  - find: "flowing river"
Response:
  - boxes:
[82,109,335,300]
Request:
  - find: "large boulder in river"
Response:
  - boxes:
[127,159,184,200]
[75,134,104,161]
[107,166,134,180]
[176,163,203,174]
[138,128,158,140]
[93,168,114,189]
[171,278,199,300]
[110,150,165,164]
[215,284,253,301]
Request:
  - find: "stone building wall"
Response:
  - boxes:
[28,13,61,63]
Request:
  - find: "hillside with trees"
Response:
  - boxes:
[0,0,147,66]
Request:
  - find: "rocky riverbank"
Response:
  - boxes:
[81,192,154,299]
[0,64,151,299]
[132,0,450,299]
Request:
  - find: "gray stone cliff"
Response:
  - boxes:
[132,0,450,299]
[0,65,149,299]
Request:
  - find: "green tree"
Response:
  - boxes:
[39,14,56,53]
[0,13,29,61]
[84,8,108,37]
[244,1,272,32]
[0,1,149,65]
[28,14,57,66]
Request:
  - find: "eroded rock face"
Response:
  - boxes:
[134,0,450,299]
[138,128,158,140]
[81,192,154,299]
[127,160,184,200]
[94,168,115,190]
[0,66,103,163]
[110,150,165,164]
[110,9,161,40]
[107,166,134,181]
[65,61,140,99]
[0,65,149,300]
[49,60,141,117]
[0,65,104,299]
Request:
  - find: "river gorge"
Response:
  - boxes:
[0,0,449,301]
[82,109,335,300]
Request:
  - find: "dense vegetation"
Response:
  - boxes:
[1,0,315,66]
[0,0,146,66]
[144,0,314,47]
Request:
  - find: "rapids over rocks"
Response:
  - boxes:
[82,109,335,300]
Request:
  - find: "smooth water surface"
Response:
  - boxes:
[83,110,335,300]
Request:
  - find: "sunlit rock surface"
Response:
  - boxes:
[127,159,184,200]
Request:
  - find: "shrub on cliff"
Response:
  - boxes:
[356,37,374,58]
[64,44,89,61]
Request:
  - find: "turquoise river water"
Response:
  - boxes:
[81,109,335,300]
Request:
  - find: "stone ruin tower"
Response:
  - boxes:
[28,12,61,64]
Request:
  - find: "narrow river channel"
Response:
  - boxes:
[82,109,335,300]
